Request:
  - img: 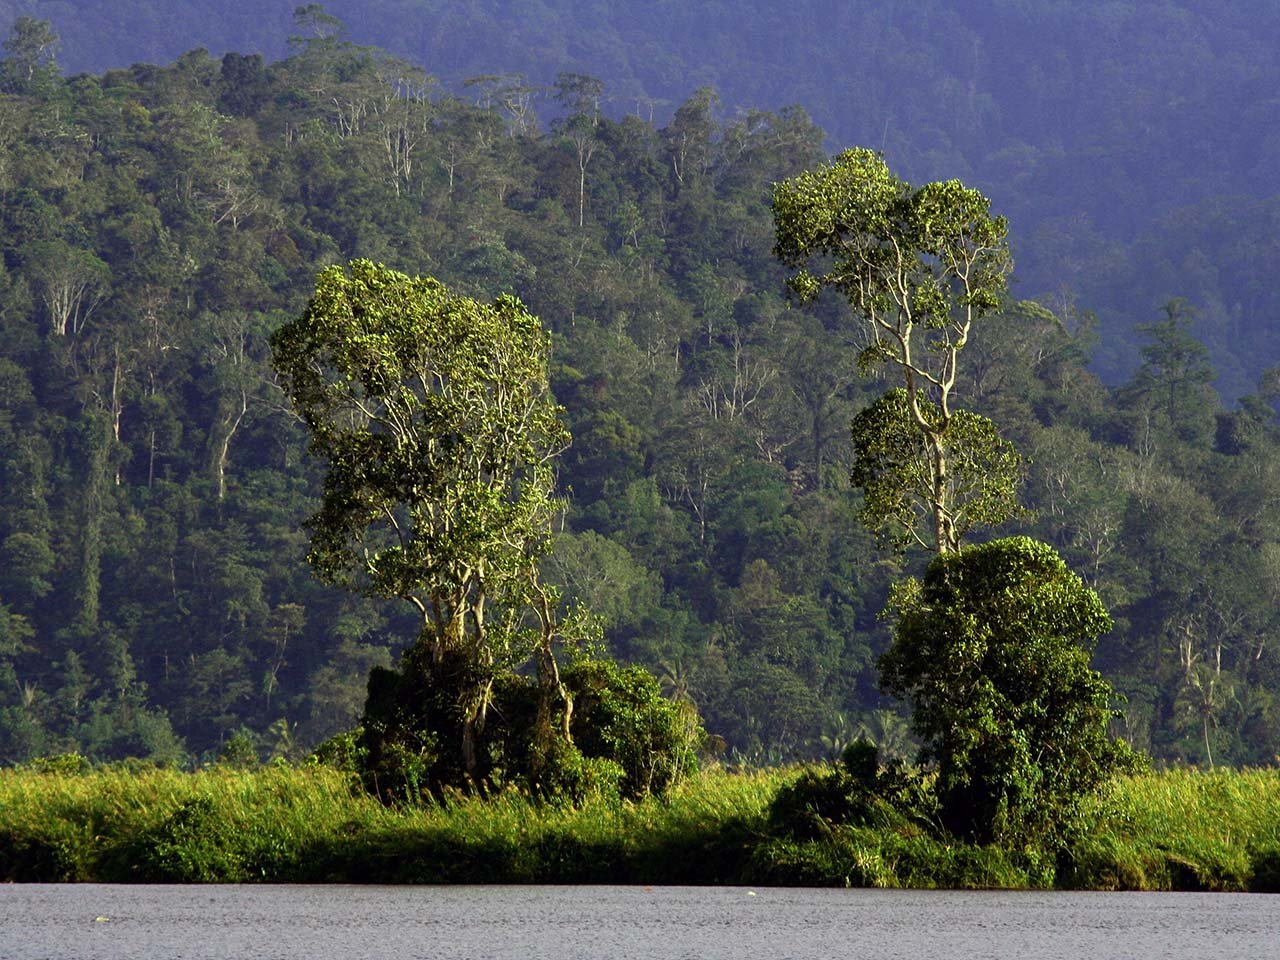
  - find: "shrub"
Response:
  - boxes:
[134,796,247,882]
[308,728,364,773]
[217,730,260,769]
[18,752,91,775]
[356,656,453,802]
[528,741,624,806]
[880,537,1144,845]
[356,647,702,804]
[767,742,936,840]
[565,658,702,800]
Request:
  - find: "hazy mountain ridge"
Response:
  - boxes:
[7,0,1279,394]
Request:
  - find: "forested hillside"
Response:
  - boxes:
[1,19,1279,768]
[5,1,1280,397]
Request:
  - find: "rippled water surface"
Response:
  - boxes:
[3,884,1278,959]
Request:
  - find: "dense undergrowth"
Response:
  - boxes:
[3,762,1279,890]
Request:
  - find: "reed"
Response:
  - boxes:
[0,762,386,881]
[310,766,787,884]
[1062,767,1280,891]
[0,762,786,884]
[3,762,1278,888]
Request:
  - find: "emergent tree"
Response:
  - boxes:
[773,148,1016,553]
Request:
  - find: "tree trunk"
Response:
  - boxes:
[930,432,955,554]
[211,388,248,501]
[461,676,493,782]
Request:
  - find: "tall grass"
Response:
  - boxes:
[302,766,786,884]
[0,763,786,884]
[3,763,1279,888]
[1063,768,1280,891]
[0,763,387,881]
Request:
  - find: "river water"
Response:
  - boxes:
[2,884,1276,959]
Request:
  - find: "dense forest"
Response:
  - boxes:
[5,1,1280,397]
[1,10,1279,770]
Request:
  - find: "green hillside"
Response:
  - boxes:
[5,1,1280,395]
[0,20,1278,769]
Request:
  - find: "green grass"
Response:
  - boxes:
[1062,768,1280,891]
[0,762,785,884]
[0,763,389,882]
[3,762,1279,888]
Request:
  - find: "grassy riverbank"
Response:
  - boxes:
[3,763,1279,889]
[1063,768,1280,891]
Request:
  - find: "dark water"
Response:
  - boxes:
[2,884,1277,959]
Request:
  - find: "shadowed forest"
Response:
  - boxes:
[9,0,1280,396]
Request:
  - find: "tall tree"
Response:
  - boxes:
[270,260,570,778]
[1126,299,1217,444]
[773,148,1015,553]
[2,17,58,88]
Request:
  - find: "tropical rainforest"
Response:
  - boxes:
[8,0,1280,398]
[2,3,1280,775]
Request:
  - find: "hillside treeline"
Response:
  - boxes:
[9,1,1280,399]
[1,25,1279,767]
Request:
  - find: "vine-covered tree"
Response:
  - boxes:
[270,260,571,779]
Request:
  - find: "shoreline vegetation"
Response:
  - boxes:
[3,762,1279,891]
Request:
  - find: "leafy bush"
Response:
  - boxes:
[565,658,702,800]
[308,728,364,773]
[217,730,260,769]
[356,648,702,804]
[18,752,91,775]
[769,766,875,839]
[134,796,247,882]
[880,537,1144,845]
[529,741,624,806]
[356,657,452,802]
[768,741,936,839]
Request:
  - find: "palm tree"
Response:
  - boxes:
[657,658,696,706]
[1175,664,1236,769]
[817,711,855,762]
[857,708,914,762]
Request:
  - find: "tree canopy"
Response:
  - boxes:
[272,260,575,781]
[774,148,1017,553]
[0,23,1276,773]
